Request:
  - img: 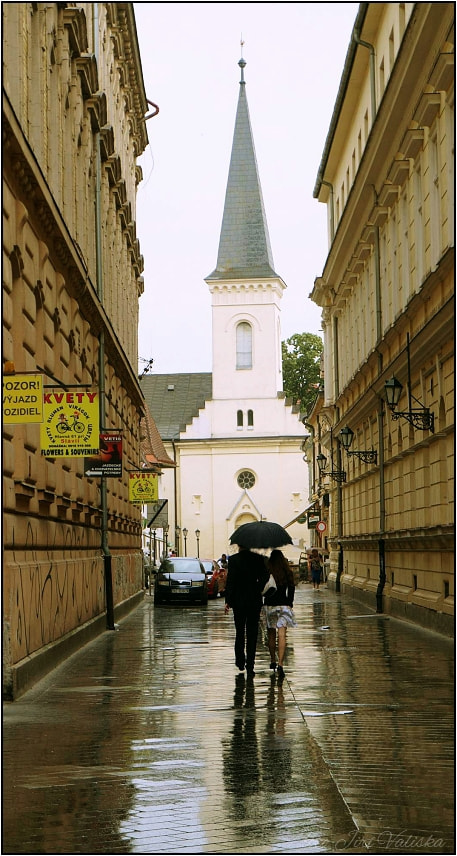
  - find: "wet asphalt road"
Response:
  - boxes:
[2,583,454,854]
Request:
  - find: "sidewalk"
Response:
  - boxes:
[2,584,454,854]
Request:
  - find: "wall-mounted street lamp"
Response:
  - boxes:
[182,527,188,556]
[384,334,434,432]
[338,425,378,464]
[316,451,346,483]
[195,528,200,558]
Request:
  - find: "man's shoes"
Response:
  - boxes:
[270,662,277,670]
[236,660,245,671]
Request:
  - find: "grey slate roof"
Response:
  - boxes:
[140,373,212,440]
[206,63,278,281]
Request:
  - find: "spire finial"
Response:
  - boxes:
[238,35,246,83]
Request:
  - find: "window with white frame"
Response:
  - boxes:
[236,322,252,370]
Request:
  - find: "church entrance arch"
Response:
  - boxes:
[234,513,258,528]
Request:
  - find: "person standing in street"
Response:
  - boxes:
[309,549,322,590]
[224,546,269,677]
[263,549,296,680]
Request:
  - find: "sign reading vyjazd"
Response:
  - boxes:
[40,389,99,457]
[3,374,44,423]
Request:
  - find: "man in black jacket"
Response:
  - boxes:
[224,547,269,677]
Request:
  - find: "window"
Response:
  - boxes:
[237,409,243,427]
[236,322,252,369]
[237,470,255,489]
[247,409,254,427]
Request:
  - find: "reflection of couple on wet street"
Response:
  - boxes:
[222,673,293,811]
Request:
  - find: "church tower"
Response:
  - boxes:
[205,56,286,406]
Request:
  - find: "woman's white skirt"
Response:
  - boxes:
[262,604,297,629]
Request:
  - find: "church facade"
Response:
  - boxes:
[141,58,308,562]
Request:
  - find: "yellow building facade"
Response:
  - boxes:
[3,3,149,697]
[310,3,454,634]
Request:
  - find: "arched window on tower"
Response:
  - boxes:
[247,409,254,427]
[237,409,243,427]
[236,322,252,369]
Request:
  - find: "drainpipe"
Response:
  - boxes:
[94,4,114,629]
[373,220,386,611]
[353,28,377,121]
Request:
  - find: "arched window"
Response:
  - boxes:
[237,470,255,489]
[237,409,243,427]
[247,409,254,426]
[236,322,252,369]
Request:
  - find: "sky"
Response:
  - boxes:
[134,2,359,374]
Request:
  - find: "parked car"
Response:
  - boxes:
[154,557,208,605]
[201,559,227,599]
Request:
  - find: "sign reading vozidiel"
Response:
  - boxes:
[3,373,44,423]
[40,389,99,457]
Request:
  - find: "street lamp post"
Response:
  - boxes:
[163,524,169,558]
[183,527,188,556]
[195,528,200,558]
[175,525,181,556]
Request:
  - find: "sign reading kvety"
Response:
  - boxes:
[129,472,158,503]
[40,389,99,457]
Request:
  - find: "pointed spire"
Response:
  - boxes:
[206,55,278,281]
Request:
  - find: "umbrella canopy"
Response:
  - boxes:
[229,520,293,550]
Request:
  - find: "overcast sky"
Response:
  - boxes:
[134,2,359,374]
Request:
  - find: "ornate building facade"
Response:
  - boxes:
[3,3,149,697]
[308,3,454,634]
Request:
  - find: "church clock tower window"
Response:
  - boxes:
[237,409,244,427]
[236,322,252,369]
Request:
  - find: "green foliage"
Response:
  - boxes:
[281,332,323,413]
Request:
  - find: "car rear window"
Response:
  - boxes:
[161,558,203,574]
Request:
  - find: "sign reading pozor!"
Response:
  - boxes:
[40,389,99,457]
[3,374,44,423]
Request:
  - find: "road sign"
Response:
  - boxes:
[316,521,327,533]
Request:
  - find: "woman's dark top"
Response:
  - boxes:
[265,579,295,608]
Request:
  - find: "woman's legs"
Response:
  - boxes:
[277,626,287,667]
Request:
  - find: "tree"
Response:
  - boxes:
[281,332,323,413]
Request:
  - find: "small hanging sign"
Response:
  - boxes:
[129,471,158,503]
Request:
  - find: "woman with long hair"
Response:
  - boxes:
[263,549,296,679]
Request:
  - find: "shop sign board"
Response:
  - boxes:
[147,500,168,528]
[84,431,123,477]
[307,511,321,529]
[129,471,158,503]
[40,389,99,457]
[3,373,44,423]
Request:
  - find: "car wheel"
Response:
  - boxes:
[201,594,208,605]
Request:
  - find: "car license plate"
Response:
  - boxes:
[172,587,189,593]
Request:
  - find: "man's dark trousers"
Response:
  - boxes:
[233,604,262,671]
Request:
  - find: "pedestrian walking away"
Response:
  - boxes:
[224,546,269,677]
[262,549,296,679]
[309,548,323,590]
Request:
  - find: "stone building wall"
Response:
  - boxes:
[2,3,149,697]
[309,3,454,635]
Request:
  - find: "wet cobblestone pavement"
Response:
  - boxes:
[2,584,454,854]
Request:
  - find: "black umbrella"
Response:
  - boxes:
[229,520,293,549]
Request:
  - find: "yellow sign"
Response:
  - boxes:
[129,472,158,503]
[40,389,99,457]
[3,374,44,423]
